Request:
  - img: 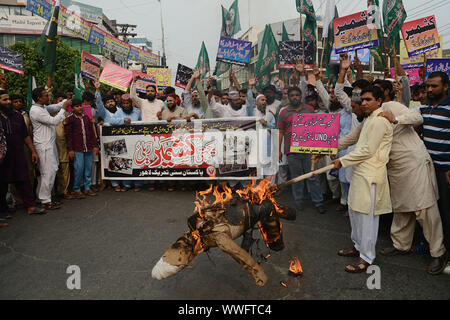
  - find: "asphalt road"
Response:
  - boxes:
[0,186,449,300]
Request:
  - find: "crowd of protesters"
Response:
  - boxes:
[0,50,449,275]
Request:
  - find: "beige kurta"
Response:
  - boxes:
[339,101,439,213]
[340,108,393,215]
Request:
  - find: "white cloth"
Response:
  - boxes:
[208,97,247,118]
[348,184,379,264]
[130,82,165,122]
[36,147,59,203]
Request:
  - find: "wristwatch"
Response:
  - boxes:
[393,116,399,125]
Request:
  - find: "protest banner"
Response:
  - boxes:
[425,58,450,78]
[88,25,107,48]
[401,15,440,57]
[330,46,371,65]
[80,50,101,80]
[400,35,442,69]
[99,61,133,92]
[138,48,159,66]
[290,113,340,155]
[133,71,157,94]
[147,67,171,89]
[103,34,131,58]
[0,46,24,75]
[100,118,263,180]
[278,40,314,69]
[174,63,194,89]
[216,36,252,66]
[26,0,53,20]
[333,10,379,54]
[58,5,92,42]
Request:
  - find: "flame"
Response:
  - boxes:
[289,257,303,276]
[280,281,288,288]
[236,177,283,215]
[194,183,233,217]
[191,229,205,256]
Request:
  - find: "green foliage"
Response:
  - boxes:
[5,38,81,96]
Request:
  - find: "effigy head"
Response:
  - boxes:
[151,232,198,280]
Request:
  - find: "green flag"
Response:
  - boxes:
[382,0,407,55]
[224,0,241,37]
[255,25,278,90]
[214,5,232,77]
[26,75,36,113]
[74,60,85,100]
[297,0,317,62]
[35,0,60,74]
[196,41,210,80]
[367,0,386,70]
[323,7,338,74]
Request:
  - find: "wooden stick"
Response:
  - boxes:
[300,9,304,64]
[278,164,334,189]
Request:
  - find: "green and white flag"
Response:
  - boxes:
[214,5,232,77]
[224,0,241,37]
[255,24,278,90]
[297,0,317,62]
[196,41,210,80]
[35,0,60,74]
[382,0,407,55]
[26,75,36,113]
[74,60,85,100]
[368,0,386,69]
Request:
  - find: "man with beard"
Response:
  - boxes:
[94,81,117,124]
[131,75,165,122]
[419,71,450,268]
[338,69,448,275]
[159,94,188,122]
[263,84,281,120]
[207,76,247,118]
[30,88,71,210]
[0,91,45,216]
[277,86,325,214]
[183,69,207,119]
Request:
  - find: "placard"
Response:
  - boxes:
[329,46,371,65]
[174,63,194,89]
[278,41,314,69]
[99,61,133,92]
[290,113,340,155]
[132,71,157,94]
[100,118,262,180]
[333,11,379,54]
[0,46,24,75]
[147,67,171,89]
[390,67,421,86]
[401,15,440,57]
[425,58,450,78]
[400,35,443,69]
[216,36,252,66]
[80,50,101,80]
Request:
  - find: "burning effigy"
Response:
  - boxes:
[152,179,296,287]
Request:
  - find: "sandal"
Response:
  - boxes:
[72,191,86,199]
[380,246,410,256]
[114,186,122,192]
[338,247,360,257]
[27,207,47,215]
[0,219,8,227]
[42,202,61,210]
[345,258,370,273]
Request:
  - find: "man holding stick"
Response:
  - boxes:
[331,86,393,273]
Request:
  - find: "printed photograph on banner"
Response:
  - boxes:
[401,15,440,57]
[58,5,91,41]
[333,10,379,54]
[104,139,128,157]
[290,113,341,155]
[330,46,371,65]
[107,157,133,176]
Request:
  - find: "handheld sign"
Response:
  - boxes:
[99,61,133,92]
[175,63,194,89]
[334,11,379,54]
[401,15,440,57]
[133,71,157,94]
[400,35,442,69]
[81,51,101,80]
[216,36,252,66]
[425,58,450,78]
[330,46,370,65]
[290,113,340,155]
[278,41,314,69]
[0,47,24,75]
[147,67,171,89]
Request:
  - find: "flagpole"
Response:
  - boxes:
[300,6,304,64]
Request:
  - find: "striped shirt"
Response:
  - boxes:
[420,95,450,170]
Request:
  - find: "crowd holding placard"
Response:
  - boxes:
[0,0,449,278]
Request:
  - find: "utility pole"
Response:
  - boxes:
[159,0,167,67]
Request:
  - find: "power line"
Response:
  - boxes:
[407,0,440,14]
[408,1,450,19]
